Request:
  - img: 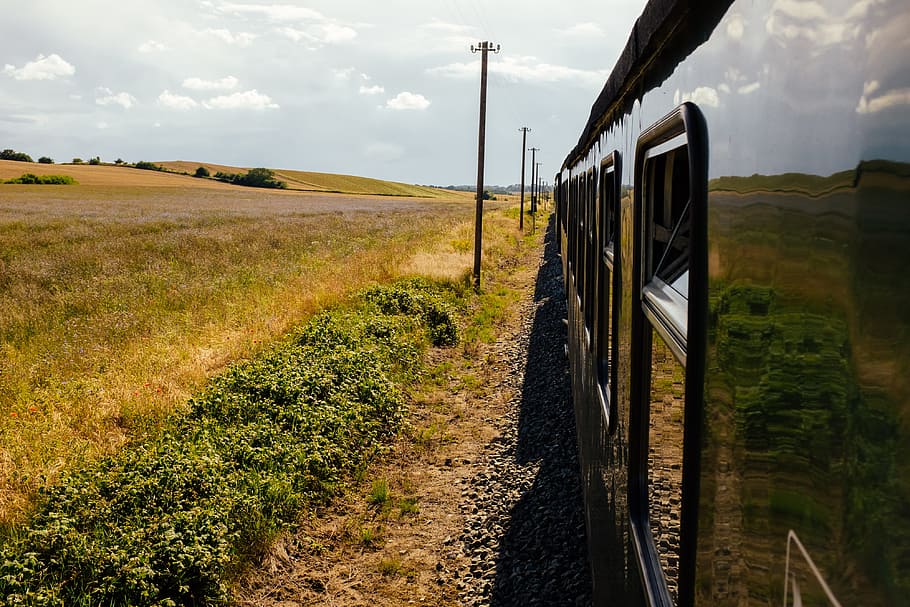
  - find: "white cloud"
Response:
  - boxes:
[856,87,910,114]
[765,0,866,47]
[138,40,167,53]
[3,53,75,81]
[96,89,137,109]
[385,92,430,111]
[96,121,109,130]
[182,76,239,91]
[428,55,607,89]
[718,83,731,94]
[674,86,720,108]
[333,67,356,81]
[276,23,357,47]
[214,3,326,22]
[737,82,761,95]
[359,85,385,95]
[201,28,257,47]
[726,13,745,40]
[863,80,880,96]
[320,23,357,43]
[203,89,279,110]
[158,90,199,110]
[417,20,477,51]
[556,22,605,38]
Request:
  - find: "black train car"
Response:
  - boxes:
[555,0,910,605]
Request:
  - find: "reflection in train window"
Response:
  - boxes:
[646,330,685,604]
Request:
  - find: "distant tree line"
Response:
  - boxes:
[1,149,34,162]
[3,148,287,190]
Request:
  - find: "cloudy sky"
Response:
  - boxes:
[0,0,648,186]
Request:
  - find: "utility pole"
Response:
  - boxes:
[528,147,539,214]
[536,162,543,212]
[471,40,500,291]
[518,127,530,231]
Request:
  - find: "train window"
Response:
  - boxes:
[588,168,598,331]
[595,151,620,430]
[630,103,707,607]
[577,174,586,309]
[568,176,576,284]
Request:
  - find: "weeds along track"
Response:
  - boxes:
[0,278,465,606]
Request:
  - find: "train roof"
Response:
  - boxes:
[562,0,731,171]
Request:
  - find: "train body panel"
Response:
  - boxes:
[556,1,910,605]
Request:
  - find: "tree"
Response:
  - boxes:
[1,149,34,162]
[114,158,125,165]
[37,156,54,164]
[88,156,101,165]
[72,158,84,164]
[194,166,210,178]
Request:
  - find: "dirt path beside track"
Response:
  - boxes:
[236,219,592,606]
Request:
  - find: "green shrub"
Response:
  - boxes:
[3,174,77,185]
[213,168,287,189]
[37,156,53,164]
[194,166,210,178]
[135,161,164,171]
[0,278,460,606]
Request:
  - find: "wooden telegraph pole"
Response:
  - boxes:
[471,41,500,291]
[518,127,530,231]
[528,148,539,233]
[470,41,500,290]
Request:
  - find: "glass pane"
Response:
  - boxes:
[648,329,686,604]
[785,540,841,607]
[597,259,611,385]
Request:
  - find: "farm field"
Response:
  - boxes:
[0,159,462,198]
[0,181,483,525]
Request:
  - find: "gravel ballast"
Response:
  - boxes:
[453,224,593,606]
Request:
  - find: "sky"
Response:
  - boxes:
[0,0,648,186]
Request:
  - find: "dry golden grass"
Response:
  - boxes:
[156,161,469,199]
[0,183,480,524]
[1,160,472,200]
[0,159,235,189]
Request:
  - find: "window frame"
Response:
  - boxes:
[629,102,708,607]
[595,151,621,432]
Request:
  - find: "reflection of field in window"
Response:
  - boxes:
[648,330,685,603]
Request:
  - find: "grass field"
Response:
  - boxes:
[0,181,491,525]
[0,159,470,199]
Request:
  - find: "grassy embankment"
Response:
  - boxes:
[0,173,473,525]
[0,176,538,604]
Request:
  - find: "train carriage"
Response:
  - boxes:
[556,0,910,605]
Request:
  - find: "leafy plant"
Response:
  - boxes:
[0,279,461,606]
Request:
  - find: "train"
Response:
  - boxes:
[554,0,910,605]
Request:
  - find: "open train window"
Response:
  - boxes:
[630,103,707,607]
[595,151,620,431]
